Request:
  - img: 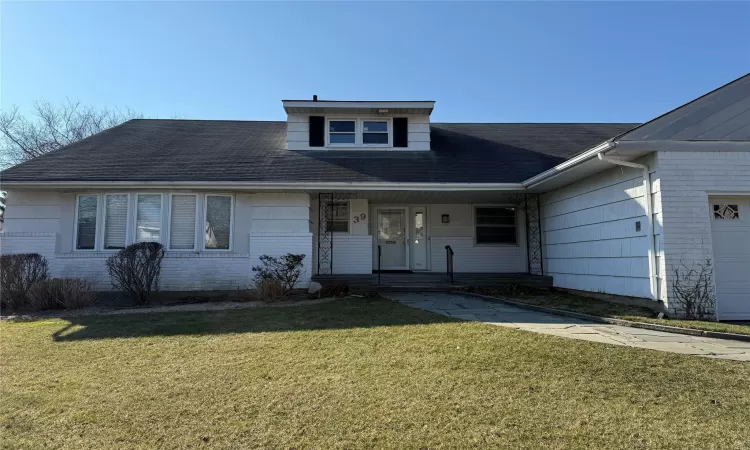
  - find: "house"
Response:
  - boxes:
[1,74,749,319]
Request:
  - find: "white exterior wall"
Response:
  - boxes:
[428,204,527,273]
[310,197,373,275]
[287,113,431,151]
[309,201,527,274]
[658,151,750,315]
[0,191,313,290]
[540,155,660,300]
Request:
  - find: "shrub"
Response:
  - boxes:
[671,258,716,320]
[105,242,165,305]
[27,278,97,310]
[315,284,350,299]
[0,253,49,309]
[251,253,306,295]
[245,278,287,301]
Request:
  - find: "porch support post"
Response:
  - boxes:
[525,193,544,276]
[318,193,334,275]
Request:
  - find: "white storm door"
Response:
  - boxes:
[411,207,428,271]
[377,208,408,270]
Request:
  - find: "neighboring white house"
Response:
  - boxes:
[2,74,749,319]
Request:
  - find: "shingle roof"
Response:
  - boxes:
[618,73,750,141]
[0,121,637,183]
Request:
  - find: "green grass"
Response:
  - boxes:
[482,290,750,336]
[2,297,749,449]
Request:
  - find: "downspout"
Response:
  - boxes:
[597,150,658,302]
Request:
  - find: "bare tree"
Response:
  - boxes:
[0,99,141,167]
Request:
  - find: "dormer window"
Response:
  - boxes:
[326,118,391,147]
[363,121,389,144]
[328,120,356,144]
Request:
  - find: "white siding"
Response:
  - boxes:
[331,235,373,274]
[658,151,750,317]
[428,204,527,273]
[2,191,62,238]
[309,197,373,275]
[287,113,431,151]
[540,155,659,299]
[0,190,314,290]
[309,201,527,274]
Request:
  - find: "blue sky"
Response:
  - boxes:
[2,1,748,123]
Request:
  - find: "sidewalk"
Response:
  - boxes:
[387,292,750,361]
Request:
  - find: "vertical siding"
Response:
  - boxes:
[540,155,658,299]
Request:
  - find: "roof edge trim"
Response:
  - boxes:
[0,181,524,191]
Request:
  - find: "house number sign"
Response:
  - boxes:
[352,213,367,223]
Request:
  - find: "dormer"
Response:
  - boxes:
[283,97,435,151]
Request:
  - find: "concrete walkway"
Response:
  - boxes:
[387,292,750,361]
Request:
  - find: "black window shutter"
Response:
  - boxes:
[309,116,325,147]
[393,117,408,147]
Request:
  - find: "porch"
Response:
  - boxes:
[312,272,552,290]
[310,190,545,279]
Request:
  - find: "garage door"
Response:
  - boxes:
[710,198,750,320]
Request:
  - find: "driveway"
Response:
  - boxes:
[387,292,750,361]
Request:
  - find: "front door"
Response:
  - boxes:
[376,208,408,270]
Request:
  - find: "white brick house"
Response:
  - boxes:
[2,74,749,319]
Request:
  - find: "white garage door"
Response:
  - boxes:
[710,198,750,320]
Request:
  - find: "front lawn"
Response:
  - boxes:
[2,298,749,449]
[471,288,750,336]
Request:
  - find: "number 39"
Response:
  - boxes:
[353,213,367,223]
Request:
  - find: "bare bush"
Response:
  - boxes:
[0,253,49,309]
[27,278,97,310]
[251,253,306,295]
[106,242,165,305]
[671,258,716,320]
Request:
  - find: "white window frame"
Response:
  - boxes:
[473,205,518,246]
[325,118,392,148]
[202,194,234,251]
[134,193,164,244]
[361,119,391,147]
[167,193,199,251]
[101,193,131,251]
[74,194,100,252]
[325,200,350,234]
[326,118,357,147]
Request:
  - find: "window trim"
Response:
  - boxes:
[134,193,164,244]
[167,193,199,251]
[361,119,391,146]
[473,205,518,246]
[326,118,357,147]
[74,194,100,252]
[202,194,234,251]
[101,193,131,251]
[325,200,350,234]
[325,117,392,148]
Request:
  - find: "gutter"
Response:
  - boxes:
[0,180,525,192]
[597,150,659,301]
[523,140,616,188]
